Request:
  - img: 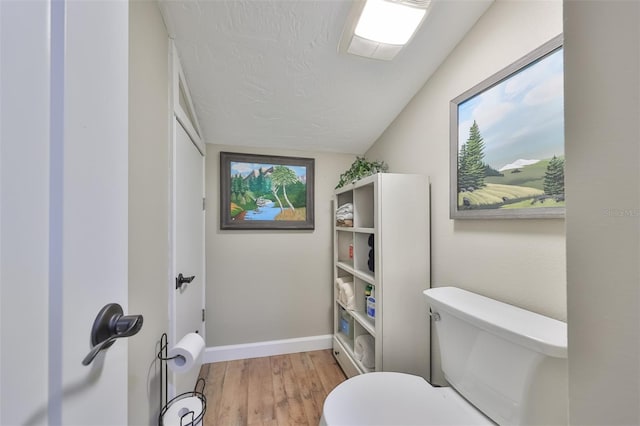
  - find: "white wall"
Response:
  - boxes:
[128,1,171,424]
[564,1,640,424]
[365,0,565,383]
[205,144,354,346]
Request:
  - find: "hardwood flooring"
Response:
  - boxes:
[197,349,347,426]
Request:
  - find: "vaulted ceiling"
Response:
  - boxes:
[158,0,493,154]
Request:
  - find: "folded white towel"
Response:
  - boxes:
[336,203,353,214]
[336,277,356,309]
[342,282,355,310]
[345,294,355,310]
[354,334,375,368]
[335,278,346,304]
[336,277,352,286]
[342,281,354,299]
[335,212,353,221]
[335,281,343,303]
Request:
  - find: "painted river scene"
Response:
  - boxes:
[456,46,564,212]
[229,161,308,222]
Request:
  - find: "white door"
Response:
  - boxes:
[172,120,205,396]
[0,1,129,424]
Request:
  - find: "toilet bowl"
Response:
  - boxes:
[321,287,568,426]
[320,372,493,426]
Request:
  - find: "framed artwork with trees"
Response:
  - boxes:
[450,35,564,219]
[220,152,314,229]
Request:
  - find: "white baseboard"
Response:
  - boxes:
[203,334,333,363]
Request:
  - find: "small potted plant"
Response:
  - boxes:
[336,156,388,189]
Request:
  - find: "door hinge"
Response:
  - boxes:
[202,309,205,322]
[202,197,206,211]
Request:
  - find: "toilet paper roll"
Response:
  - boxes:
[168,333,205,374]
[161,395,204,426]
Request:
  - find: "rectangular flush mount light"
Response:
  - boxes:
[339,0,431,60]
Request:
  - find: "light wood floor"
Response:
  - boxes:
[197,349,347,426]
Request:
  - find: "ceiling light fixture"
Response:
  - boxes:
[339,0,432,61]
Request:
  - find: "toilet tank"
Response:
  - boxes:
[424,287,568,426]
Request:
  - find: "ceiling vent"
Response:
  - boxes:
[339,0,433,60]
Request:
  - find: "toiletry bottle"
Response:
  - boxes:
[367,287,376,319]
[364,284,372,308]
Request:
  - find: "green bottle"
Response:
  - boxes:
[364,284,372,307]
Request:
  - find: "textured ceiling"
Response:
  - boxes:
[158,0,492,154]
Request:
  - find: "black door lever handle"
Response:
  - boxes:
[82,303,143,366]
[176,273,195,290]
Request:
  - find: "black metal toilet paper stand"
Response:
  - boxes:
[157,333,207,426]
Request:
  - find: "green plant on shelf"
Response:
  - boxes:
[335,156,388,189]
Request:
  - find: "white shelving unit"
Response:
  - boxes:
[332,173,431,380]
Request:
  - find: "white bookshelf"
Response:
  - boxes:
[332,173,431,380]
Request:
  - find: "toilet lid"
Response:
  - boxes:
[322,372,494,426]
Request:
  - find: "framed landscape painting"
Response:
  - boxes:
[220,152,315,230]
[450,35,565,219]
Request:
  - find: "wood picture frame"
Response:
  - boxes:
[450,35,565,219]
[220,152,315,230]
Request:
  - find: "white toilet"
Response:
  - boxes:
[321,287,568,425]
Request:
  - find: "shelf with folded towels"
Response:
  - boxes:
[335,179,375,228]
[352,326,375,372]
[335,273,376,338]
[334,324,375,374]
[335,192,353,221]
[335,201,354,227]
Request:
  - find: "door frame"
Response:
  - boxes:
[168,41,206,396]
